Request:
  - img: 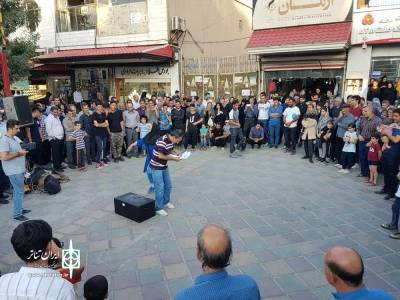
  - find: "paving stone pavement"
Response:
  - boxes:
[0,146,399,300]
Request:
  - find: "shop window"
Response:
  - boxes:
[357,0,400,9]
[56,0,96,32]
[370,59,400,82]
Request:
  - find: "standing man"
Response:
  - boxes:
[137,99,147,117]
[185,104,203,151]
[268,97,283,148]
[229,99,244,158]
[73,88,83,112]
[357,106,382,179]
[0,120,31,221]
[25,107,44,166]
[148,129,184,216]
[107,101,125,163]
[333,104,355,168]
[257,92,270,147]
[171,100,185,148]
[79,103,95,165]
[45,106,65,172]
[243,96,258,139]
[282,97,300,155]
[296,95,307,147]
[123,102,140,158]
[63,109,76,169]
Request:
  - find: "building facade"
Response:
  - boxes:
[32,0,178,102]
[247,0,354,98]
[345,0,400,99]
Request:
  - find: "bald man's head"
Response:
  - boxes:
[197,225,232,270]
[324,246,364,288]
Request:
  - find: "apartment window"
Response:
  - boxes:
[357,0,400,9]
[56,0,96,32]
[24,0,41,32]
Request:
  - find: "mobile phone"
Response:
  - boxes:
[246,104,250,107]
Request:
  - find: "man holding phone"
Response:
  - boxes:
[0,120,31,221]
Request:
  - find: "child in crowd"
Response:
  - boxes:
[377,120,395,151]
[84,275,109,300]
[339,123,358,174]
[322,120,335,165]
[50,238,85,298]
[139,115,150,157]
[366,133,382,186]
[223,120,231,138]
[199,123,208,151]
[69,121,87,171]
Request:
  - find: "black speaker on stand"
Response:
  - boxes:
[3,95,33,126]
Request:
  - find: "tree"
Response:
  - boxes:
[0,0,40,88]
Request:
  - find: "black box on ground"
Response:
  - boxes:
[114,193,155,223]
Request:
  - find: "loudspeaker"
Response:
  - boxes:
[3,95,33,126]
[114,192,155,223]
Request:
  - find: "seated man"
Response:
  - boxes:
[210,122,227,149]
[248,122,265,149]
[324,246,395,300]
[175,224,260,300]
[0,220,76,299]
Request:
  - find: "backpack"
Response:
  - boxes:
[44,175,61,195]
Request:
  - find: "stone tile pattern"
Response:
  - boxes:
[0,147,398,300]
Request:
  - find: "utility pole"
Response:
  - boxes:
[0,5,11,96]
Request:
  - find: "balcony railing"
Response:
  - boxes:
[56,4,96,32]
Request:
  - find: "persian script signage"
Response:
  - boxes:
[352,10,400,44]
[252,0,353,30]
[116,66,170,79]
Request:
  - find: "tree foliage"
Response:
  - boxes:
[0,0,40,87]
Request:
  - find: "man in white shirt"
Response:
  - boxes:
[283,97,301,155]
[73,88,83,108]
[0,220,76,299]
[132,94,140,110]
[45,106,65,172]
[257,92,270,147]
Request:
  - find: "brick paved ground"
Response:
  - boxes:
[0,146,399,300]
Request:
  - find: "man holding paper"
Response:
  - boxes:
[148,129,184,216]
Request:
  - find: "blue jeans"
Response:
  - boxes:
[149,167,172,211]
[146,168,154,185]
[391,196,400,228]
[359,140,370,176]
[258,119,269,144]
[95,136,108,162]
[8,173,25,218]
[269,121,281,145]
[200,140,207,148]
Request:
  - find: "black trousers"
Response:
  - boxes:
[248,139,265,146]
[211,137,227,147]
[243,118,256,138]
[303,137,314,158]
[185,130,197,149]
[77,148,85,168]
[335,137,344,163]
[50,138,64,169]
[41,139,51,165]
[283,127,297,152]
[382,155,400,196]
[84,133,96,162]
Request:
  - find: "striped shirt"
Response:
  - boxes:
[40,116,49,140]
[149,134,173,170]
[0,266,76,299]
[357,115,382,140]
[70,130,86,149]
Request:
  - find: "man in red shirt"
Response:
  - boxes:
[350,95,363,122]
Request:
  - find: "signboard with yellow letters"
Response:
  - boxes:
[252,0,353,30]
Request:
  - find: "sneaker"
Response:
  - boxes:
[268,145,273,148]
[274,145,278,149]
[61,162,68,168]
[251,145,254,149]
[96,163,103,169]
[211,146,216,149]
[69,165,76,169]
[14,215,28,222]
[290,151,296,155]
[87,160,92,165]
[351,163,359,169]
[334,164,342,168]
[230,153,238,158]
[101,160,108,167]
[147,186,155,193]
[127,155,132,159]
[156,209,168,216]
[119,157,125,162]
[22,209,31,214]
[283,145,287,149]
[114,158,119,163]
[0,194,9,200]
[165,203,175,209]
[235,150,242,157]
[263,143,269,148]
[343,170,350,174]
[338,169,345,173]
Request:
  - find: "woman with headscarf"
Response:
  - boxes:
[367,80,380,101]
[127,122,160,193]
[372,98,382,118]
[381,82,397,105]
[301,104,318,164]
[316,107,331,163]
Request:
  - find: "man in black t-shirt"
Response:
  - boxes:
[210,122,227,149]
[107,101,125,163]
[185,104,203,151]
[93,102,109,169]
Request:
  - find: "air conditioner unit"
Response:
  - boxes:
[172,16,180,30]
[44,47,56,54]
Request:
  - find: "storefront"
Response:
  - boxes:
[248,0,353,98]
[74,68,111,101]
[114,65,179,102]
[346,7,400,98]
